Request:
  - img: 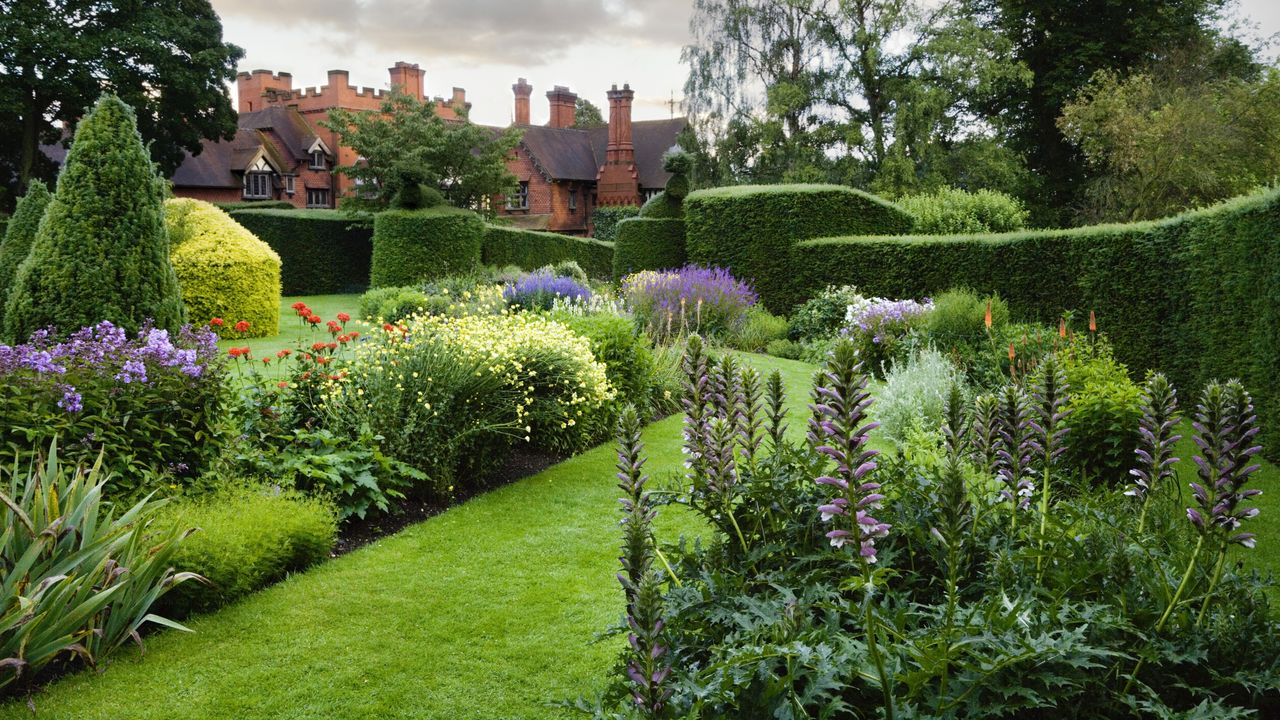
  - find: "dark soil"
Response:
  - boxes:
[330,445,568,556]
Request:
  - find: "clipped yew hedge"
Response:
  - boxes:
[482,225,614,278]
[612,218,686,279]
[229,209,373,295]
[684,184,914,312]
[371,208,485,287]
[165,198,281,336]
[795,188,1280,454]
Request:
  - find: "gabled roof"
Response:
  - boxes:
[518,126,598,182]
[238,107,321,160]
[170,108,316,188]
[588,118,687,189]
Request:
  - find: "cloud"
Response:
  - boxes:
[212,0,692,65]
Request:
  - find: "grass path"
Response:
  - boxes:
[1,354,818,720]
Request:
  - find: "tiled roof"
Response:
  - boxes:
[170,108,316,188]
[238,107,320,160]
[588,118,687,189]
[517,126,598,181]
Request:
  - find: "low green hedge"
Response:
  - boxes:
[229,209,373,295]
[156,487,337,617]
[612,218,686,279]
[371,208,484,287]
[795,188,1280,454]
[482,225,614,278]
[213,200,294,212]
[684,184,914,312]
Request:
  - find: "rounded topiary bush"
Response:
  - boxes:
[371,208,484,287]
[3,94,184,341]
[165,198,281,337]
[0,180,52,330]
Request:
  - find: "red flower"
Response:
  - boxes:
[383,323,395,332]
[227,347,243,358]
[307,315,321,325]
[235,320,251,333]
[337,334,351,344]
[210,317,225,327]
[277,381,289,388]
[311,342,327,351]
[326,342,338,351]
[349,331,360,339]
[291,302,307,311]
[336,312,351,323]
[277,349,292,359]
[239,346,252,358]
[262,357,271,365]
[316,356,331,365]
[329,374,341,381]
[301,371,312,380]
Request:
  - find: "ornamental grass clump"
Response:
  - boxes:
[0,321,225,493]
[622,266,757,343]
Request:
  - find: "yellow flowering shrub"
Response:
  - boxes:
[165,198,281,337]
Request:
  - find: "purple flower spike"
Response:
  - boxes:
[1128,373,1181,506]
[1187,380,1264,547]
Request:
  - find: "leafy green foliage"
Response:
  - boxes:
[321,90,520,214]
[481,224,614,278]
[228,209,372,295]
[0,0,241,194]
[589,205,639,243]
[876,347,967,443]
[611,217,686,279]
[549,310,657,415]
[898,186,1030,234]
[725,305,789,352]
[0,445,198,693]
[1059,343,1143,483]
[370,208,484,287]
[4,95,185,341]
[155,485,336,617]
[165,199,281,337]
[787,284,864,342]
[0,181,50,330]
[1059,68,1280,223]
[570,97,605,128]
[685,184,914,311]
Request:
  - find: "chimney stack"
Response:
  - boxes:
[388,61,424,101]
[512,78,532,125]
[606,83,635,164]
[327,69,350,91]
[546,85,577,128]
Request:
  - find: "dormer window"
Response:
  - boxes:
[310,150,326,170]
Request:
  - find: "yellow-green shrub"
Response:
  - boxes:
[165,198,281,337]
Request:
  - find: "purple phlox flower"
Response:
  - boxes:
[56,384,82,413]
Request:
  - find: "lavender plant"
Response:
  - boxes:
[1127,373,1181,534]
[621,266,757,344]
[614,406,672,717]
[995,383,1037,530]
[502,268,592,312]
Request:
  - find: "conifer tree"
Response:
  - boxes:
[0,180,52,330]
[3,95,184,341]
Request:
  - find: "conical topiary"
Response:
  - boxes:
[3,94,184,342]
[0,180,52,330]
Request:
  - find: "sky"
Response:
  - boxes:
[210,0,1280,128]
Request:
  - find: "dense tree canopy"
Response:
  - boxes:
[0,0,243,205]
[571,98,606,128]
[322,91,521,215]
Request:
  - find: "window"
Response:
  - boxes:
[506,181,529,210]
[306,188,330,208]
[568,185,577,213]
[284,175,296,195]
[243,172,272,199]
[310,150,326,170]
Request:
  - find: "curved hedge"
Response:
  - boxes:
[612,218,686,279]
[482,225,614,278]
[165,198,281,336]
[795,188,1280,454]
[229,209,372,295]
[371,208,484,287]
[684,184,914,312]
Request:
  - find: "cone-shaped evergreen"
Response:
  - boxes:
[3,95,184,341]
[0,180,52,330]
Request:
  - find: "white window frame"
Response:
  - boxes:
[310,150,326,170]
[284,175,296,195]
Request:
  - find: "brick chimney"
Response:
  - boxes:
[546,85,577,128]
[236,69,292,112]
[513,78,532,125]
[597,83,639,206]
[327,69,350,91]
[388,61,424,101]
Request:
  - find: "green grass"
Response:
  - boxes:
[217,294,364,378]
[0,353,816,720]
[5,347,1277,717]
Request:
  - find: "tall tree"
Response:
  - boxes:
[4,95,185,342]
[322,91,521,215]
[571,98,606,128]
[966,0,1239,221]
[0,0,243,195]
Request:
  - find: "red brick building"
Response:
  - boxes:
[495,79,687,234]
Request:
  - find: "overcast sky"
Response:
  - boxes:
[210,0,1280,128]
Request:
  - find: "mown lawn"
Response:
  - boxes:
[0,353,815,720]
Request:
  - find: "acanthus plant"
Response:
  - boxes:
[995,383,1037,532]
[1127,373,1181,534]
[1030,355,1070,576]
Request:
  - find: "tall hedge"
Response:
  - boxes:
[612,218,686,279]
[794,188,1280,455]
[371,208,484,287]
[482,225,614,278]
[165,198,281,337]
[684,184,914,312]
[0,180,52,329]
[229,209,372,295]
[4,95,184,341]
[591,205,640,242]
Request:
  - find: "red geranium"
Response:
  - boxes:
[234,320,251,333]
[336,312,351,323]
[210,317,225,327]
[277,349,292,359]
[311,342,327,351]
[326,342,338,351]
[227,347,243,358]
[291,302,307,311]
[307,315,321,325]
[337,334,351,344]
